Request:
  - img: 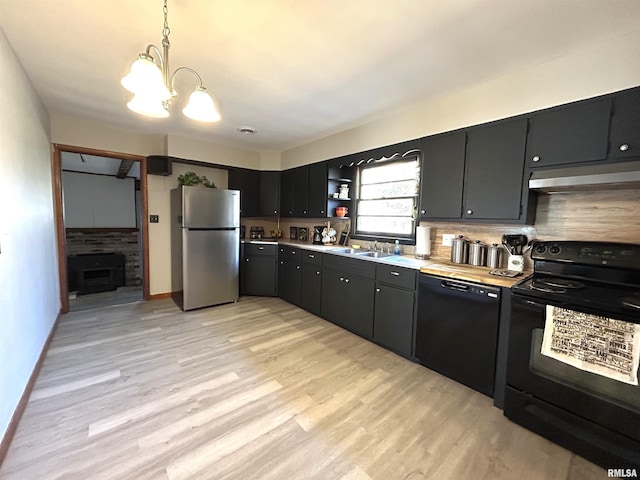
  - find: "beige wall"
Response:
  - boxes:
[281,29,640,168]
[165,134,260,169]
[0,29,59,442]
[50,111,165,156]
[147,163,228,295]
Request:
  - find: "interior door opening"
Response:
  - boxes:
[53,144,150,313]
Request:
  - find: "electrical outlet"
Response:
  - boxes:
[442,234,455,247]
[150,215,159,223]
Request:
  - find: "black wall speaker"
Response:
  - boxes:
[146,156,172,176]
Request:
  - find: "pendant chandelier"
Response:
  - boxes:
[121,0,221,122]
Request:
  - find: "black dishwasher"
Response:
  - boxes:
[416,274,501,396]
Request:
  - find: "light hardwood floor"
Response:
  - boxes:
[0,297,605,479]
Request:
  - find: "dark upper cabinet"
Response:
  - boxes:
[280,166,309,217]
[609,88,640,161]
[525,97,612,168]
[259,171,280,217]
[280,169,295,217]
[463,118,528,220]
[307,162,328,217]
[419,132,466,219]
[228,168,260,217]
[280,164,328,218]
[292,166,309,217]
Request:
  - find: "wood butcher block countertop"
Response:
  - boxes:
[419,259,531,288]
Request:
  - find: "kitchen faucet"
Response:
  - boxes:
[373,240,378,252]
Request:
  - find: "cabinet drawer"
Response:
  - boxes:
[375,264,416,290]
[279,245,301,259]
[323,254,375,279]
[301,250,323,265]
[245,243,277,256]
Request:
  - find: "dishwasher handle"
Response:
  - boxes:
[441,280,469,292]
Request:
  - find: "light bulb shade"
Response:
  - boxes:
[182,86,221,122]
[127,93,169,118]
[121,55,172,100]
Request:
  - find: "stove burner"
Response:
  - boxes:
[540,278,585,289]
[529,278,585,294]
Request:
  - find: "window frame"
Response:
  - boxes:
[351,153,420,244]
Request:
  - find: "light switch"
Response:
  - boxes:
[150,215,159,223]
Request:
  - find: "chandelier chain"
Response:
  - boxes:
[162,0,170,39]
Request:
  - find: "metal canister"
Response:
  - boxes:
[468,240,487,266]
[450,236,469,264]
[487,243,503,268]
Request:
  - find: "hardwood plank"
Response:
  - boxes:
[0,297,605,480]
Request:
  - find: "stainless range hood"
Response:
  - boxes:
[529,161,640,193]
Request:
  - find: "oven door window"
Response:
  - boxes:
[508,295,640,442]
[530,328,640,414]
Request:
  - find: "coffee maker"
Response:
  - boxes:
[312,225,324,245]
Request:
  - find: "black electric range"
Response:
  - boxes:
[506,240,640,469]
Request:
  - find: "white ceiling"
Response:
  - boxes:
[2,1,640,152]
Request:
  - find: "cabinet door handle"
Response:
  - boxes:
[308,254,315,258]
[420,209,426,214]
[320,210,325,214]
[316,271,320,275]
[303,210,307,214]
[532,155,541,162]
[619,143,630,151]
[466,209,473,215]
[296,265,301,270]
[280,261,284,265]
[257,246,264,250]
[376,288,381,293]
[339,277,344,281]
[245,258,250,262]
[273,210,278,214]
[344,278,350,283]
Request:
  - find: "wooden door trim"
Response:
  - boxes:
[53,144,150,313]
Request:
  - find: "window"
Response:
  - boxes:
[354,156,420,241]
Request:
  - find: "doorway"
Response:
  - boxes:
[53,144,150,313]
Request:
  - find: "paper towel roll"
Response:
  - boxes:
[415,226,431,258]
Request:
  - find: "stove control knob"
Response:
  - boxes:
[549,245,561,255]
[534,244,547,255]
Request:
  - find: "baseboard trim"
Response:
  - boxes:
[149,292,175,300]
[0,310,61,468]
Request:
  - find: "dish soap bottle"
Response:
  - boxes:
[394,240,401,255]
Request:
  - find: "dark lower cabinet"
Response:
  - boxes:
[300,263,322,315]
[241,244,277,296]
[373,285,414,357]
[278,246,302,305]
[321,268,374,339]
[300,251,323,315]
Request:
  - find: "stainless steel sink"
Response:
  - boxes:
[355,251,392,258]
[333,247,359,254]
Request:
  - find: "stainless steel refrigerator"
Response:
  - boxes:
[171,186,240,310]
